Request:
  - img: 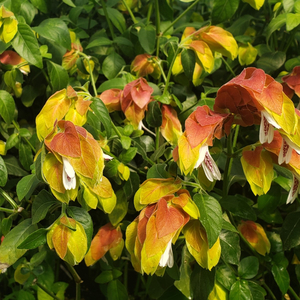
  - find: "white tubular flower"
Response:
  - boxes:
[287,173,300,204]
[259,110,281,144]
[279,137,293,165]
[159,239,174,268]
[103,153,114,160]
[62,157,76,190]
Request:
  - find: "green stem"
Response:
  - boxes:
[163,47,181,95]
[146,1,153,25]
[0,207,16,214]
[161,0,201,36]
[288,286,300,300]
[223,131,233,198]
[155,127,160,150]
[110,121,123,139]
[65,263,82,300]
[35,282,62,300]
[121,0,138,24]
[221,57,236,77]
[262,281,277,300]
[154,0,161,57]
[99,0,115,39]
[78,52,97,97]
[0,188,19,209]
[182,180,201,190]
[61,202,67,215]
[155,58,167,82]
[124,260,128,291]
[12,120,36,154]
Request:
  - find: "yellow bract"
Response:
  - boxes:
[0,6,18,43]
[238,43,258,66]
[242,0,265,10]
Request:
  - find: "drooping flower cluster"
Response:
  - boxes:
[172,26,238,86]
[99,78,153,129]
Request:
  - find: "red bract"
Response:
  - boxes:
[98,88,122,112]
[282,66,300,97]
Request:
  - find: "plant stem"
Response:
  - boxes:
[0,207,16,214]
[221,57,236,77]
[12,120,36,153]
[154,0,161,57]
[99,0,115,39]
[262,281,277,300]
[146,1,153,25]
[155,127,160,151]
[288,286,300,300]
[35,281,62,300]
[79,52,97,97]
[182,180,201,190]
[65,263,83,300]
[161,0,201,36]
[0,188,19,209]
[110,121,123,139]
[121,0,138,24]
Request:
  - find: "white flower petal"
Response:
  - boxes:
[278,138,293,165]
[195,145,208,169]
[159,240,174,268]
[259,113,275,144]
[284,136,300,155]
[287,174,300,204]
[202,150,221,182]
[261,110,281,129]
[103,153,114,160]
[62,157,76,190]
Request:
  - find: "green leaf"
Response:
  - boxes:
[229,280,252,300]
[86,37,113,49]
[47,61,69,92]
[2,218,12,236]
[19,1,35,25]
[123,172,139,200]
[283,0,294,12]
[19,140,33,171]
[285,56,300,71]
[21,85,41,107]
[0,219,37,268]
[0,90,15,125]
[248,281,266,300]
[193,193,223,248]
[17,228,47,250]
[211,0,239,24]
[33,18,71,50]
[220,230,240,265]
[146,101,162,127]
[30,0,49,13]
[121,136,131,150]
[12,23,43,68]
[97,77,127,92]
[216,265,237,291]
[90,97,112,137]
[286,13,300,31]
[106,7,126,34]
[150,144,166,161]
[102,52,125,80]
[238,256,259,280]
[115,36,134,57]
[17,290,35,300]
[296,0,300,13]
[3,155,28,176]
[0,156,8,187]
[222,219,238,233]
[118,147,137,164]
[107,279,128,300]
[95,269,122,284]
[30,249,47,267]
[32,190,58,224]
[174,245,193,299]
[63,0,76,7]
[271,264,290,294]
[281,211,300,250]
[220,196,257,221]
[5,133,19,151]
[181,48,195,80]
[16,174,40,201]
[256,51,286,74]
[191,264,215,300]
[138,25,156,54]
[266,14,287,42]
[67,206,93,248]
[147,164,170,179]
[108,190,128,226]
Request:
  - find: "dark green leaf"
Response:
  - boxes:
[19,1,35,25]
[146,101,162,127]
[17,228,47,250]
[216,265,237,291]
[248,281,266,300]
[0,90,15,125]
[238,256,259,280]
[19,140,33,171]
[97,77,127,92]
[212,0,239,24]
[47,61,69,92]
[256,51,286,74]
[3,155,29,176]
[5,133,19,151]
[138,25,156,54]
[266,14,287,42]
[285,56,300,71]
[90,97,112,137]
[118,147,137,163]
[220,195,257,221]
[67,206,93,248]
[63,0,76,7]
[95,269,122,284]
[150,143,166,161]
[32,190,58,224]
[30,249,47,267]
[21,85,42,107]
[227,15,253,36]
[115,36,134,57]
[191,264,215,300]
[147,164,171,179]
[193,193,223,248]
[123,172,139,200]
[12,23,43,68]
[2,218,12,236]
[281,211,300,250]
[16,174,40,201]
[33,18,71,50]
[0,156,8,187]
[17,290,35,300]
[107,279,128,300]
[86,37,113,49]
[106,7,126,34]
[30,0,49,13]
[222,219,238,233]
[102,52,125,80]
[229,280,252,300]
[160,0,173,21]
[181,49,195,80]
[271,264,290,294]
[220,230,240,265]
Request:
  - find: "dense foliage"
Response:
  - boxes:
[1,0,300,299]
